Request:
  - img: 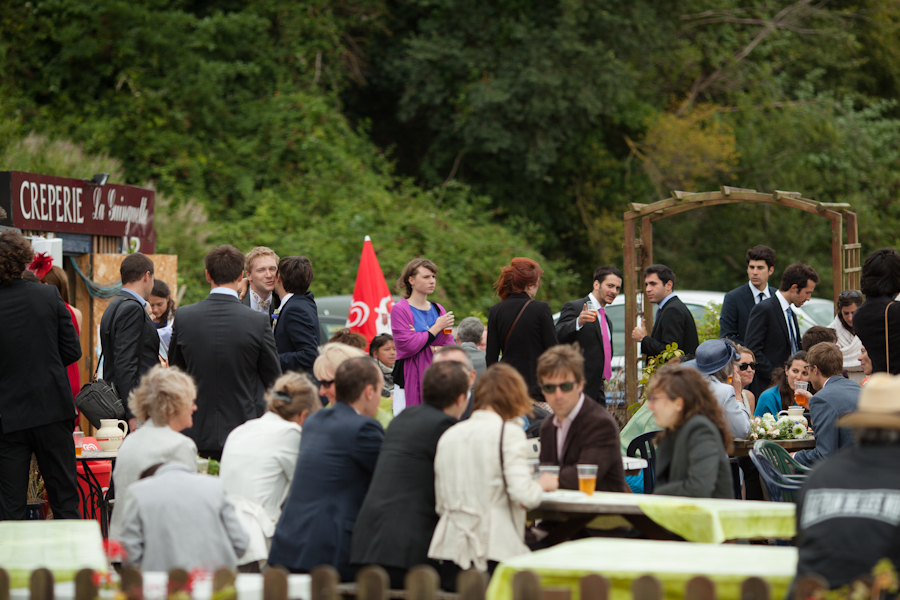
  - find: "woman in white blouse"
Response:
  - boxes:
[428,364,557,590]
[219,372,320,571]
[109,366,198,540]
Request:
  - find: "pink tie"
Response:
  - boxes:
[598,306,612,380]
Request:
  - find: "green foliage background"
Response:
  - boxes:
[3,0,900,311]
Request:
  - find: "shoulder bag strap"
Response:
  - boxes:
[97,296,147,380]
[886,301,895,372]
[499,422,516,522]
[504,298,534,353]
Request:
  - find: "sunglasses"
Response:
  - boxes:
[738,362,758,370]
[319,380,335,388]
[540,382,577,393]
[839,290,862,300]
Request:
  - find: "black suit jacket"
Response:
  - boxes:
[269,402,384,580]
[640,295,699,357]
[274,292,320,374]
[719,284,777,344]
[0,280,81,433]
[745,294,800,398]
[556,295,613,403]
[350,404,456,570]
[240,290,279,316]
[539,396,626,492]
[100,290,160,420]
[169,292,282,453]
[486,293,558,399]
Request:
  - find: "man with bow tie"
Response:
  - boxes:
[273,255,321,376]
[555,265,622,405]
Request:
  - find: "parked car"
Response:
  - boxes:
[314,294,402,344]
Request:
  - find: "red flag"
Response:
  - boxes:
[347,236,394,344]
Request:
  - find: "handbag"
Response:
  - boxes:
[74,297,145,428]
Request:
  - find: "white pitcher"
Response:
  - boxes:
[95,419,129,451]
[777,406,808,427]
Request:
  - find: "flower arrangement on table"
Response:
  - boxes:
[749,412,813,441]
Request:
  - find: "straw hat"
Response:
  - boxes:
[682,339,739,376]
[838,373,900,430]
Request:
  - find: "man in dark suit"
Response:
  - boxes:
[631,264,699,358]
[241,246,279,316]
[169,245,281,460]
[794,343,861,467]
[537,345,626,492]
[100,252,160,431]
[719,245,777,344]
[351,361,469,588]
[745,262,819,398]
[0,230,82,519]
[269,357,385,581]
[556,265,622,404]
[272,256,320,375]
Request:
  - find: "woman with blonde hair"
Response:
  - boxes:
[109,366,199,539]
[428,364,558,590]
[220,372,321,571]
[646,364,733,498]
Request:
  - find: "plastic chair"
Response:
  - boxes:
[754,439,812,476]
[749,449,804,502]
[626,430,661,494]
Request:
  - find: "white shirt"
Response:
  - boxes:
[749,281,771,304]
[210,287,239,299]
[553,393,586,462]
[775,290,799,342]
[575,292,611,344]
[249,288,273,313]
[219,412,303,564]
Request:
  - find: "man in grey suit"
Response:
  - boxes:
[794,343,861,467]
[455,317,486,380]
[169,245,282,461]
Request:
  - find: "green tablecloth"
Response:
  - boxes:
[540,491,796,543]
[486,538,797,600]
[0,520,108,588]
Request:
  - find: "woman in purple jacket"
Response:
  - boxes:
[390,258,455,414]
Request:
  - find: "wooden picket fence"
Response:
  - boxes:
[0,564,831,600]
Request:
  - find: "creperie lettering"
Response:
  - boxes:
[18,180,84,224]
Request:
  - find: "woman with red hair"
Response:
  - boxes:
[486,258,558,401]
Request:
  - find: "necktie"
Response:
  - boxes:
[758,292,764,304]
[598,306,612,380]
[252,289,271,313]
[786,307,799,353]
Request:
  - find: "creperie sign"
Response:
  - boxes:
[0,171,155,253]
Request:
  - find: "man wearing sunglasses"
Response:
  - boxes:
[720,245,777,345]
[537,345,626,493]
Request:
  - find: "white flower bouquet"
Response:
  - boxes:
[748,412,813,441]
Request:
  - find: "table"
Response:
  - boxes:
[485,538,797,600]
[0,520,108,588]
[10,572,312,600]
[532,490,795,544]
[76,451,118,537]
[731,438,815,457]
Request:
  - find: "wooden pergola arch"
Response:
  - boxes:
[623,186,860,406]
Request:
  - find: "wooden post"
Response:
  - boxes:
[264,568,291,600]
[74,570,97,600]
[830,215,843,307]
[684,576,715,600]
[456,570,487,600]
[167,569,190,597]
[844,211,860,291]
[29,568,54,600]
[792,574,828,600]
[541,590,570,600]
[640,216,654,336]
[358,566,388,600]
[212,569,236,597]
[0,568,10,600]
[120,567,143,600]
[511,571,541,600]
[740,576,770,600]
[579,574,609,600]
[404,565,438,600]
[631,575,661,600]
[624,217,639,407]
[309,566,338,600]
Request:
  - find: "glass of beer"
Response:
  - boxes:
[73,431,84,456]
[576,464,598,496]
[443,312,453,335]
[794,381,810,408]
[538,465,559,486]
